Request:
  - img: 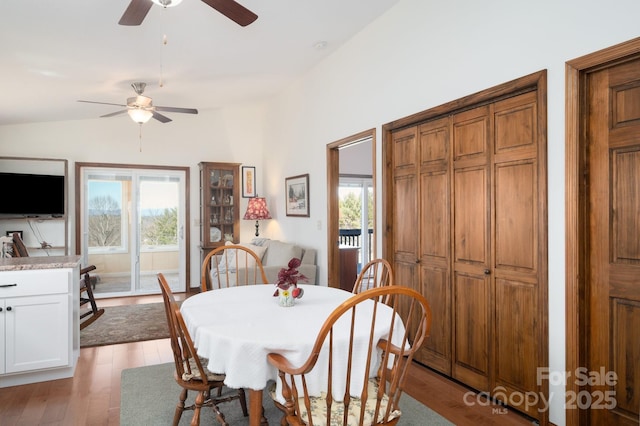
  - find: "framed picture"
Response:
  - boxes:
[242,166,256,198]
[285,174,310,217]
[6,230,22,239]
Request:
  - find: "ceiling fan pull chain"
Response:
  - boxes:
[159,34,167,87]
[139,123,144,152]
[158,7,167,88]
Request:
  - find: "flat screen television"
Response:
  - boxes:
[0,172,65,216]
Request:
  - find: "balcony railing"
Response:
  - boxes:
[338,228,373,263]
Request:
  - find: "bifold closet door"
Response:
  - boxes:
[450,105,492,392]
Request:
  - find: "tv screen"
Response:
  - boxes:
[0,172,65,216]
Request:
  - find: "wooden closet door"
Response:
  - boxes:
[416,117,451,373]
[587,58,640,425]
[451,105,492,392]
[391,119,452,372]
[384,71,547,423]
[492,91,545,417]
[391,126,420,295]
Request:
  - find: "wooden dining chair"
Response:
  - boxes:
[78,264,105,330]
[201,244,268,292]
[11,232,104,329]
[352,258,394,294]
[267,285,432,426]
[157,273,248,426]
[11,232,30,257]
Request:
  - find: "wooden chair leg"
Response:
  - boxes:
[191,391,205,426]
[173,388,188,426]
[235,388,248,417]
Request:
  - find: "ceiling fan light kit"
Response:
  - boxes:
[151,0,182,7]
[128,108,153,124]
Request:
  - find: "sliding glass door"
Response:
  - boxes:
[80,166,186,296]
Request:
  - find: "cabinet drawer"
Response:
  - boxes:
[0,269,71,297]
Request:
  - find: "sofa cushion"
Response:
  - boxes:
[262,240,303,267]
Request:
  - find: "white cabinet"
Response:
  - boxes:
[3,294,69,374]
[0,261,79,387]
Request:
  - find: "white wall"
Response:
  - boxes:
[1,0,639,422]
[261,1,640,424]
[0,102,269,290]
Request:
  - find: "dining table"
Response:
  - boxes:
[179,283,402,426]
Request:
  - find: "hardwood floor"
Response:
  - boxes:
[0,294,536,425]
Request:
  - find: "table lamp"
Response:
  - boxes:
[243,196,272,236]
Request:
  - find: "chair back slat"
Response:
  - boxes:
[268,285,432,425]
[11,232,29,257]
[201,245,268,291]
[352,258,394,295]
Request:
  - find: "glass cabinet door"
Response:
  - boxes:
[199,162,240,251]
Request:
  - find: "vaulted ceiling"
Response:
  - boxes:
[0,0,400,126]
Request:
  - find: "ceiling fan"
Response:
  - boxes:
[78,82,198,124]
[118,0,258,27]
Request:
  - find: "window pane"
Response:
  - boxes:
[87,179,124,250]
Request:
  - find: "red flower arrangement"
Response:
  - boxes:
[273,257,308,299]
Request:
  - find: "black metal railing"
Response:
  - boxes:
[339,228,373,263]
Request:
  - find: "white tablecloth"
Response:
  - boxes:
[180,284,404,402]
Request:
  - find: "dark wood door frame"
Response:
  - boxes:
[565,36,640,426]
[326,129,376,288]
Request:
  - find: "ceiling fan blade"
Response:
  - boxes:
[100,110,129,118]
[200,0,258,26]
[152,111,172,123]
[78,100,127,107]
[155,106,199,114]
[119,0,154,26]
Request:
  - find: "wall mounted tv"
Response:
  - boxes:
[0,172,65,217]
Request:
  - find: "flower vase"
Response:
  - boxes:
[278,288,296,307]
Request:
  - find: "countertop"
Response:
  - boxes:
[0,255,81,271]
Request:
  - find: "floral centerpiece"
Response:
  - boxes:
[273,257,308,306]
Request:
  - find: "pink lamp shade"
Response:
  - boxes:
[243,197,272,236]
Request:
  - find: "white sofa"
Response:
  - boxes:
[209,238,317,287]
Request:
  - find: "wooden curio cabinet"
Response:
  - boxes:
[199,162,240,256]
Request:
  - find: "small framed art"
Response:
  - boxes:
[242,166,256,198]
[285,174,310,217]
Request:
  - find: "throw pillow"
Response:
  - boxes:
[223,241,267,269]
[263,240,302,267]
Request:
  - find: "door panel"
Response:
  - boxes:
[588,58,640,425]
[495,161,536,270]
[454,167,488,265]
[453,271,490,391]
[494,278,540,416]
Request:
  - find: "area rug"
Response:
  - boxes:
[80,303,172,347]
[121,362,454,425]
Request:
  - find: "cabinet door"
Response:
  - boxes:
[0,301,4,374]
[200,163,240,250]
[4,294,70,373]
